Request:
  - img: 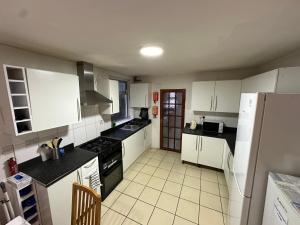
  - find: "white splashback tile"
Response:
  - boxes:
[86,124,97,141]
[73,127,87,146]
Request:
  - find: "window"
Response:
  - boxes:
[111,80,129,122]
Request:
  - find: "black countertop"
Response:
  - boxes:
[101,118,151,141]
[18,144,98,187]
[183,123,237,155]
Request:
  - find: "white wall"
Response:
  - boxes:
[0,44,130,224]
[138,68,257,148]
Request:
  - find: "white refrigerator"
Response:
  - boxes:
[227,93,300,225]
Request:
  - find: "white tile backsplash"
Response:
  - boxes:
[0,106,111,180]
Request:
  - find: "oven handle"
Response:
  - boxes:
[101,161,122,177]
[107,159,118,169]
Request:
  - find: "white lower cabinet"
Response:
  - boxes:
[35,157,98,225]
[181,133,225,169]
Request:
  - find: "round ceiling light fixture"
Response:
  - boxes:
[140,46,164,57]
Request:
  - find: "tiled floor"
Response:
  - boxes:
[101,149,229,225]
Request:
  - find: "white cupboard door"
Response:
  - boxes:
[122,134,137,172]
[26,69,80,132]
[191,81,215,111]
[198,136,224,169]
[130,83,149,108]
[47,170,77,225]
[214,80,241,113]
[144,124,152,151]
[181,133,199,164]
[110,80,120,114]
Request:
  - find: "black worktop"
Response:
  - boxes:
[18,144,98,187]
[183,123,237,155]
[101,118,151,141]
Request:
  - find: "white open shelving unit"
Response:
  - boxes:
[3,65,33,135]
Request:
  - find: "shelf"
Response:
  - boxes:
[8,79,25,83]
[11,93,27,96]
[25,213,38,222]
[13,106,29,110]
[16,119,31,123]
[23,203,36,213]
[20,191,34,202]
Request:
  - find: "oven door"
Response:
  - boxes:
[100,161,123,200]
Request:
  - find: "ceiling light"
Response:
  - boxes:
[140,46,164,57]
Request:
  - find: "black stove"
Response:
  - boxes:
[79,136,123,200]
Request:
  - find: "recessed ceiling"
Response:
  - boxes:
[0,0,300,76]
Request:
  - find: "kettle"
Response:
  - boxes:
[190,120,197,130]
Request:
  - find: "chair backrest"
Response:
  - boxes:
[71,182,101,225]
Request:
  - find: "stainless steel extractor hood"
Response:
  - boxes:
[77,61,112,105]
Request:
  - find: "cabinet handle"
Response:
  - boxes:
[77,170,82,184]
[210,96,213,111]
[200,137,203,151]
[145,95,147,107]
[77,98,81,121]
[84,159,96,168]
[215,96,218,111]
[111,97,113,113]
[122,142,125,158]
[195,136,198,151]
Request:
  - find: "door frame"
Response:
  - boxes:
[160,89,186,152]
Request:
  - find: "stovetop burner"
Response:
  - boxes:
[79,137,121,156]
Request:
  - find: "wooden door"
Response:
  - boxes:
[160,89,186,152]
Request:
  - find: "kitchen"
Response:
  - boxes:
[1,1,300,225]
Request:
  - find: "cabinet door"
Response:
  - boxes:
[47,170,78,225]
[130,83,149,108]
[214,80,241,113]
[191,81,215,111]
[26,69,80,132]
[181,133,199,164]
[103,80,120,114]
[144,124,152,151]
[198,136,224,169]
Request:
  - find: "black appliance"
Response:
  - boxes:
[80,137,123,200]
[139,108,149,120]
[202,121,224,134]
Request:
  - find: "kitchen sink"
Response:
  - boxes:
[120,124,140,131]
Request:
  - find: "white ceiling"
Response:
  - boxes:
[1,0,300,76]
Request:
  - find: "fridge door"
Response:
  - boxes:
[233,93,265,197]
[227,167,251,225]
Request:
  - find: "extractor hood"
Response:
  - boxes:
[77,61,112,105]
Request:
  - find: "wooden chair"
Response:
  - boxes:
[71,182,101,225]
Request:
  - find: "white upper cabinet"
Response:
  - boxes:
[214,80,241,113]
[191,81,215,111]
[103,79,119,114]
[26,68,80,132]
[130,83,151,108]
[191,80,241,113]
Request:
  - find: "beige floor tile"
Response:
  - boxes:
[153,168,170,179]
[201,180,220,195]
[152,154,165,161]
[148,208,174,225]
[101,205,109,217]
[136,156,150,164]
[139,187,161,206]
[180,185,200,204]
[159,162,173,170]
[115,179,131,192]
[128,200,154,225]
[129,162,145,172]
[186,167,201,178]
[219,184,229,198]
[176,199,199,224]
[124,169,138,180]
[202,170,219,183]
[200,191,222,212]
[163,180,182,197]
[122,218,140,225]
[123,182,145,198]
[147,158,161,167]
[168,172,184,184]
[183,175,201,189]
[140,165,157,175]
[173,216,197,225]
[133,172,151,185]
[172,164,187,175]
[102,190,121,207]
[221,197,229,214]
[223,214,228,225]
[101,209,125,225]
[111,194,136,216]
[199,206,224,225]
[161,157,175,164]
[147,176,166,191]
[156,192,179,214]
[217,173,227,185]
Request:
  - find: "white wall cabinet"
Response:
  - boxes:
[36,157,98,225]
[26,68,81,132]
[130,83,151,108]
[181,134,225,169]
[191,80,241,113]
[103,79,119,114]
[241,67,300,93]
